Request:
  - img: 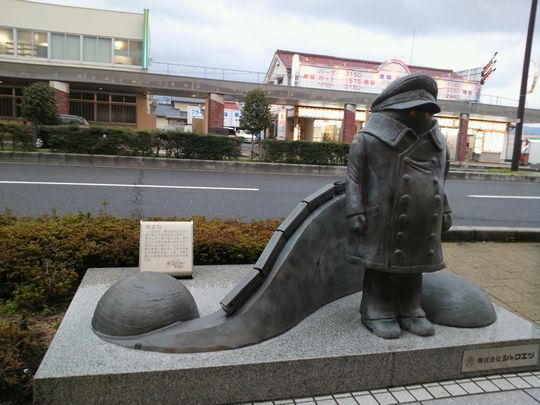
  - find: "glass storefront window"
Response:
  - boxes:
[129,40,142,66]
[483,132,504,153]
[51,33,64,59]
[66,35,80,61]
[113,38,129,64]
[1,26,142,67]
[17,30,33,57]
[0,27,14,55]
[34,31,48,58]
[313,120,342,142]
[16,30,47,58]
[50,33,80,61]
[97,37,111,63]
[83,36,97,62]
[113,39,142,65]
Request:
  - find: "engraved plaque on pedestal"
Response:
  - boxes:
[139,221,193,277]
[462,343,539,372]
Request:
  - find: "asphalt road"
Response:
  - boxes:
[1,162,539,227]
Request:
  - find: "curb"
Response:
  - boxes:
[448,170,540,183]
[442,226,540,242]
[1,151,539,182]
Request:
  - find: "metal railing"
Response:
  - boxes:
[149,60,532,109]
[478,94,520,107]
[149,60,267,84]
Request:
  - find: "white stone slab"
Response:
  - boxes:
[139,220,193,276]
[34,266,540,404]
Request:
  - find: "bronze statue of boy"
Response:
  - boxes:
[346,73,452,339]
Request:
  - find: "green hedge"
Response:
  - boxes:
[0,211,279,311]
[0,211,280,402]
[156,131,241,160]
[0,123,33,149]
[36,125,242,159]
[261,139,350,166]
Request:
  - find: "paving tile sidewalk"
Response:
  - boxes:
[443,242,540,325]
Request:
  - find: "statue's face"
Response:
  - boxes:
[386,109,434,132]
[406,110,433,126]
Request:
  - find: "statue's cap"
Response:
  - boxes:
[371,72,441,113]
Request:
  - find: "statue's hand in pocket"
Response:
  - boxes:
[348,214,367,235]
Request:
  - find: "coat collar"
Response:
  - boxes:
[361,112,445,151]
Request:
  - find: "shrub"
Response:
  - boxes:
[239,89,272,136]
[261,139,350,166]
[0,123,33,150]
[35,125,241,159]
[0,211,280,310]
[0,316,49,403]
[155,131,241,160]
[19,83,58,129]
[0,211,281,401]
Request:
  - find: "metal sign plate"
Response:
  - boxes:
[462,344,539,372]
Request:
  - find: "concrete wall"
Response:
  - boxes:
[1,0,143,39]
[155,117,168,129]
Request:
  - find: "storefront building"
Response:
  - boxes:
[0,0,150,127]
[266,50,512,162]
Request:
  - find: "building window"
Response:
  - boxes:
[97,38,111,63]
[17,29,48,58]
[130,40,142,66]
[82,36,111,63]
[0,86,23,118]
[0,27,15,55]
[114,38,142,66]
[70,91,136,125]
[51,33,81,61]
[0,26,142,67]
[83,36,97,62]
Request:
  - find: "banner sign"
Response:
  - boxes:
[296,60,479,102]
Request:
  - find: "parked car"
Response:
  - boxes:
[236,130,259,143]
[208,127,236,136]
[57,114,90,126]
[34,114,90,148]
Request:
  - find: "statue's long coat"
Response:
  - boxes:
[346,112,451,273]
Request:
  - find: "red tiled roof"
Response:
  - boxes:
[274,50,460,79]
[224,101,240,110]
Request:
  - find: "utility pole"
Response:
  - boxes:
[511,0,538,171]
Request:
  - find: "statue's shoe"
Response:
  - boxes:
[362,318,401,339]
[399,317,435,337]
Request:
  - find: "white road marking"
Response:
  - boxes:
[0,180,259,191]
[468,195,540,200]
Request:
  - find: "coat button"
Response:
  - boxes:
[403,174,411,182]
[397,232,404,240]
[434,195,442,203]
[403,157,411,163]
[431,157,437,164]
[432,213,439,221]
[399,214,408,225]
[400,194,411,206]
[430,233,437,241]
[394,249,403,257]
[433,178,439,185]
[428,249,435,257]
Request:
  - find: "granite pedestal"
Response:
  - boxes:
[34,266,540,404]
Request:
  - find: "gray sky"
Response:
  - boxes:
[36,0,540,110]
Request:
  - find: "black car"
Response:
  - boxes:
[34,114,89,148]
[208,127,236,136]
